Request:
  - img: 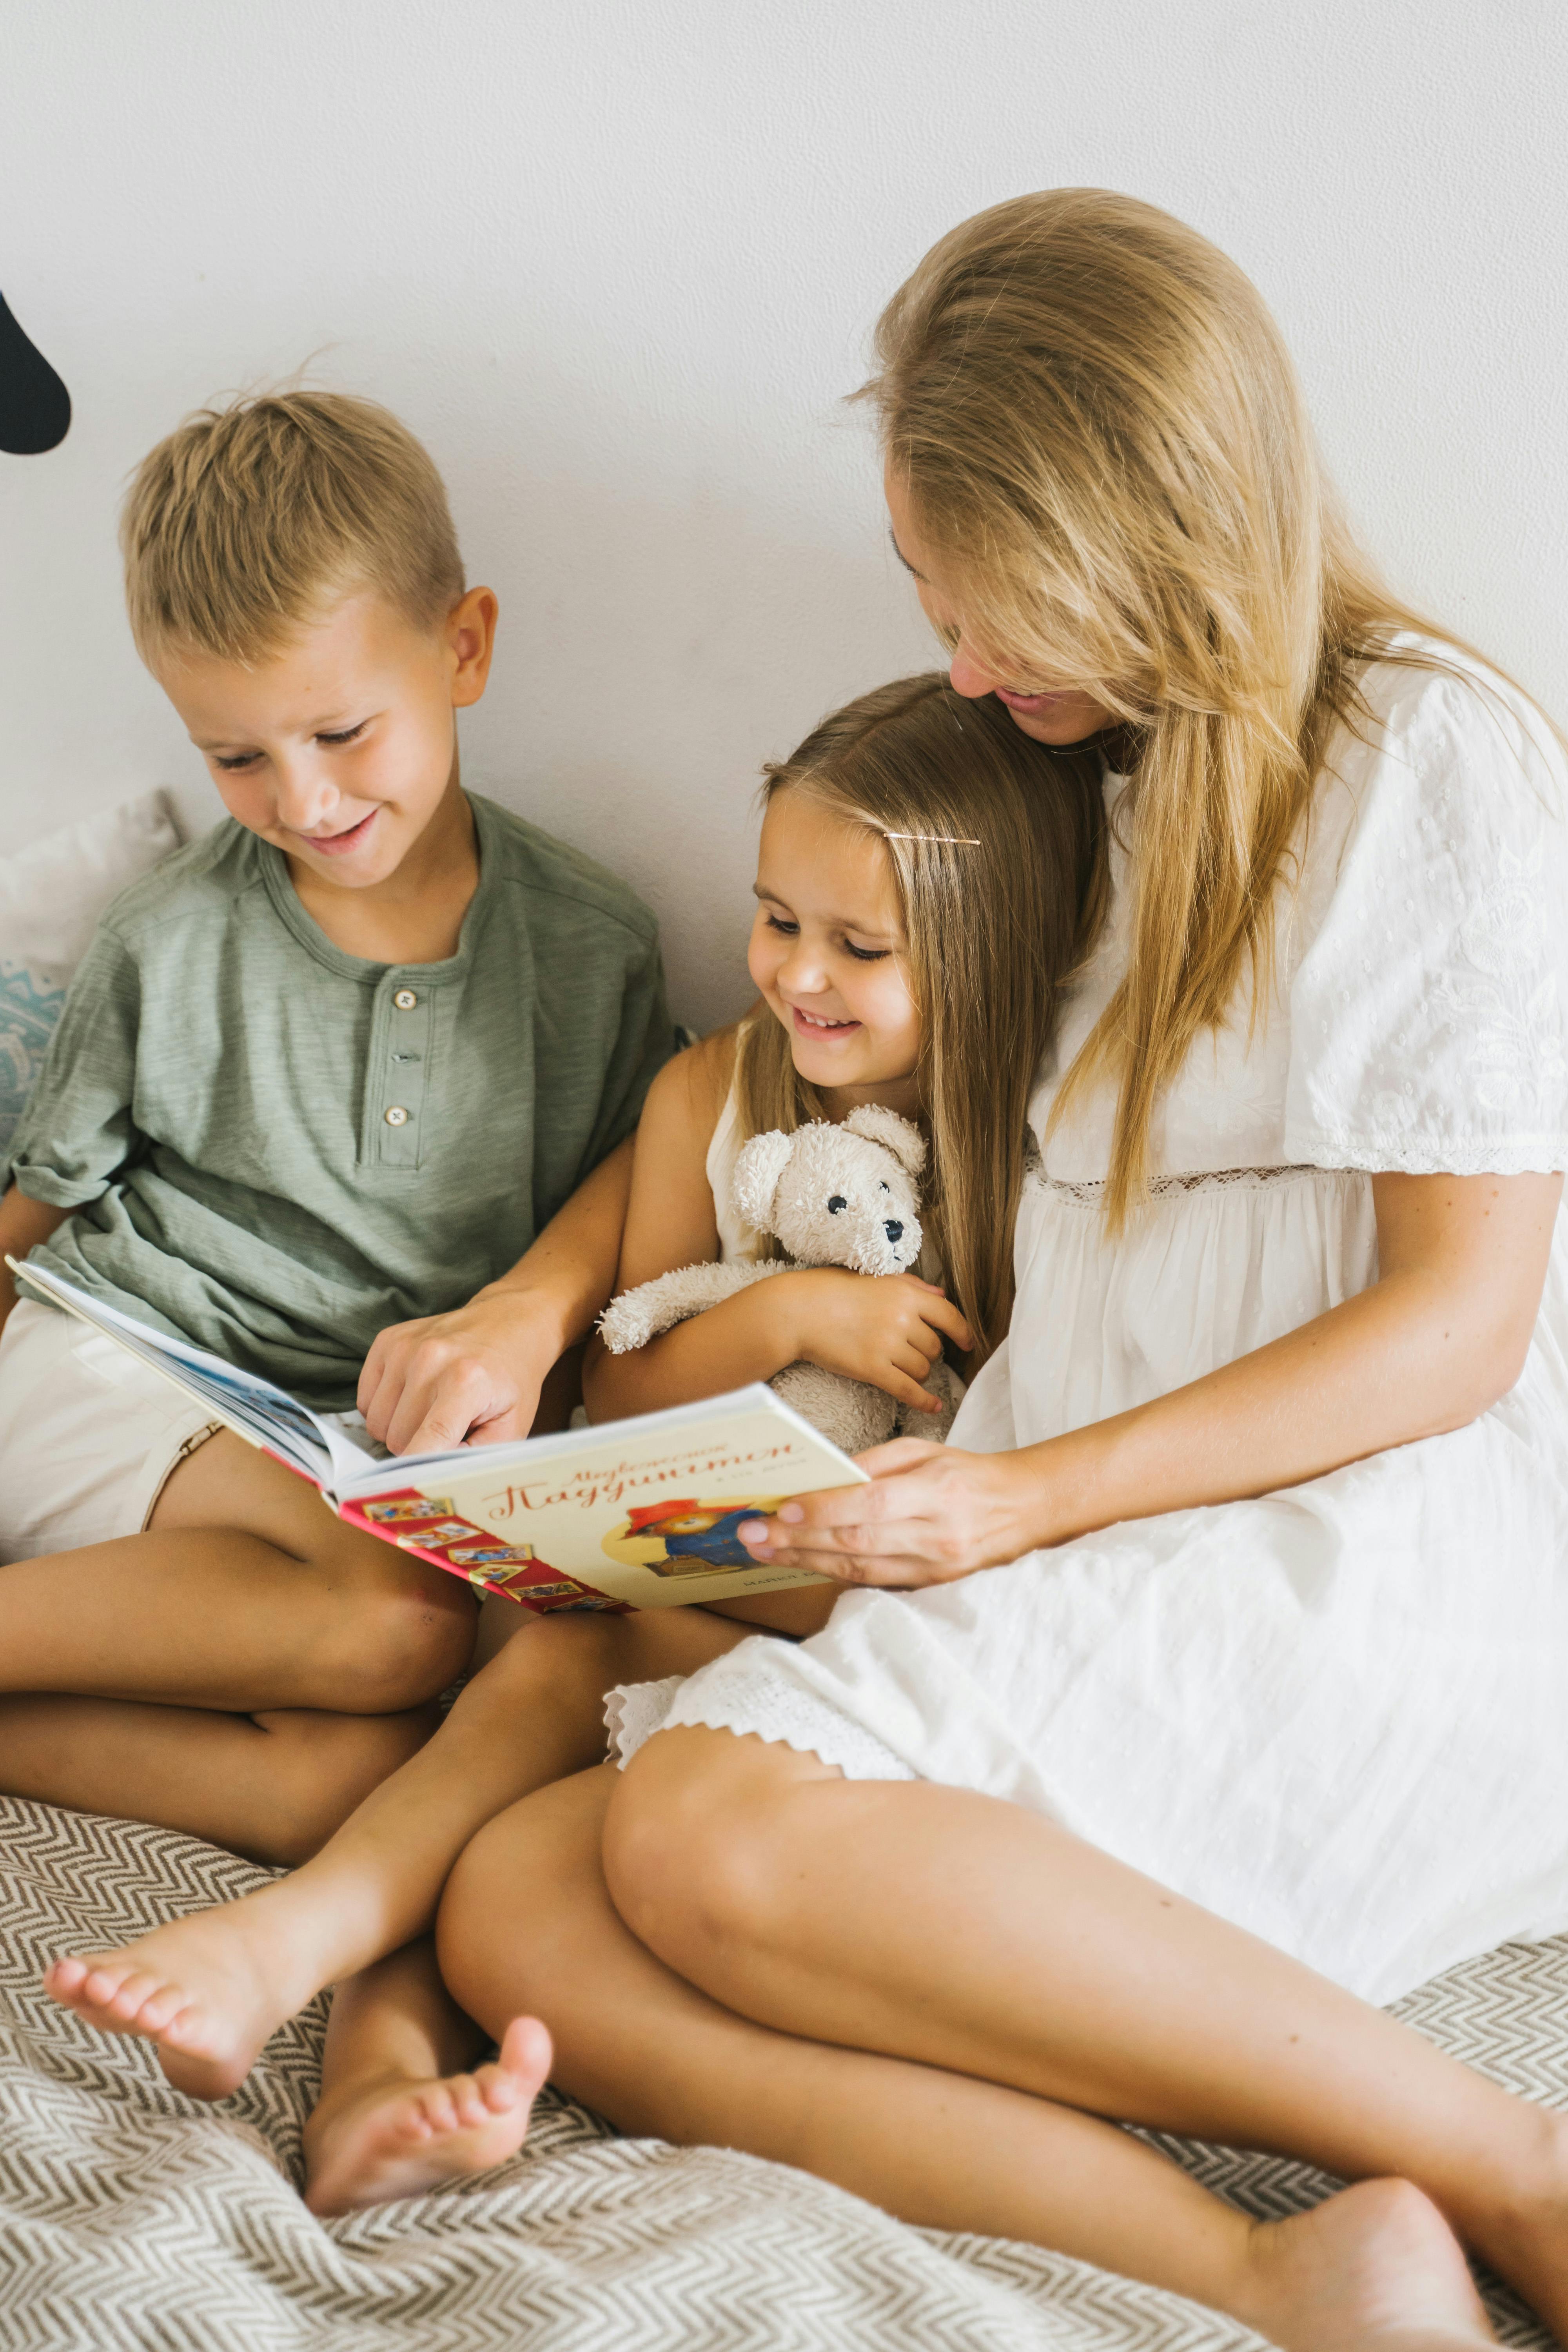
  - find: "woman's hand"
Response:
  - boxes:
[739,1436,1038,1586]
[784,1270,973,1417]
[743,1170,1567,1589]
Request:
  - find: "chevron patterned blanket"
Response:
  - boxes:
[0,1793,1558,2350]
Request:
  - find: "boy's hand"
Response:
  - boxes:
[359,1292,560,1454]
[783,1270,972,1417]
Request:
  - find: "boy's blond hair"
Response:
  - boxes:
[122,390,465,663]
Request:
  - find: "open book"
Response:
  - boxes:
[10,1259,863,1613]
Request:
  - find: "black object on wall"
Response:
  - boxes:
[0,293,71,453]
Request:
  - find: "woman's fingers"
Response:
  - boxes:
[745,1532,934,1586]
[739,1449,1032,1586]
[746,1478,917,1556]
[775,1465,932,1533]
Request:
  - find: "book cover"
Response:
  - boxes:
[10,1259,860,1612]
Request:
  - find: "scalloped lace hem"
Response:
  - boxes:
[605,1669,917,1783]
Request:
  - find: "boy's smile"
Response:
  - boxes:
[155,586,498,959]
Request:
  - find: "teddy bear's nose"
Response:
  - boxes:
[884,1220,904,1243]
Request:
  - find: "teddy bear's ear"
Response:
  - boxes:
[732,1127,796,1232]
[843,1103,927,1178]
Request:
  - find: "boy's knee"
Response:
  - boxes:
[316,1558,477,1713]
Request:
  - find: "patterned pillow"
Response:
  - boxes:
[0,788,185,1166]
[0,965,68,1164]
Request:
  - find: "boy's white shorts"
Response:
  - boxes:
[0,1300,221,1563]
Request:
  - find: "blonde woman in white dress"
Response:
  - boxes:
[434,194,1568,2345]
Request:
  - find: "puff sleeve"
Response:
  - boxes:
[1283,661,1568,1175]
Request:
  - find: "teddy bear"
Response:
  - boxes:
[597,1103,965,1454]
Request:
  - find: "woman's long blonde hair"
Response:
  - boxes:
[736,674,1102,1362]
[861,188,1551,1227]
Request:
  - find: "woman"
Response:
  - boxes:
[437,193,1568,2344]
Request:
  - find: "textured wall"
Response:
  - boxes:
[2,0,1564,1028]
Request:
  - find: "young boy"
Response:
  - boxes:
[0,390,672,1864]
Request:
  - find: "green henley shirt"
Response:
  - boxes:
[7,792,673,1408]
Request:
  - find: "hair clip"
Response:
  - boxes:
[882,831,982,845]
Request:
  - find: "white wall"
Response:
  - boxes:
[3,0,1565,1029]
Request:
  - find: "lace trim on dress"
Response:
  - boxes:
[603,1677,686,1765]
[605,1668,918,1784]
[1028,1162,1331,1209]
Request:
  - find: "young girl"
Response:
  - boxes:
[417,193,1568,2348]
[42,671,1103,2216]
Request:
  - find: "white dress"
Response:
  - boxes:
[615,644,1568,2006]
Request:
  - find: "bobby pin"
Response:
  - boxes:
[882,831,982,845]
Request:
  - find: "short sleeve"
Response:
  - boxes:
[4,925,142,1204]
[576,934,675,1174]
[1284,659,1568,1175]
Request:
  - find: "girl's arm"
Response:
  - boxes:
[0,1188,72,1334]
[582,1034,971,1423]
[740,1169,1562,1583]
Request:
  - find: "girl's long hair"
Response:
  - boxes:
[860,187,1561,1228]
[735,673,1102,1362]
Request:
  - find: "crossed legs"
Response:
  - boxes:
[0,1431,478,1860]
[429,1731,1568,2350]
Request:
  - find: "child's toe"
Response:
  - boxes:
[425,2086,460,2135]
[451,2077,489,2129]
[498,2014,552,2094]
[102,1970,165,2023]
[476,2064,521,2114]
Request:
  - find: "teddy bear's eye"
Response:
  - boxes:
[880,1181,889,1192]
[827,1194,847,1214]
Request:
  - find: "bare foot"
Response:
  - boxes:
[43,1898,312,2101]
[1235,2178,1495,2350]
[303,2015,552,2216]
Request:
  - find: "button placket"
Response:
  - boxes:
[366,974,433,1166]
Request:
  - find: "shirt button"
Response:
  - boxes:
[393,988,418,1011]
[385,1105,410,1127]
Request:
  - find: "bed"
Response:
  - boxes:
[0,1790,1557,2350]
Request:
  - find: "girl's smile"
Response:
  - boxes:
[790,1005,862,1036]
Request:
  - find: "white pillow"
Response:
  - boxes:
[0,787,185,991]
[0,787,186,1162]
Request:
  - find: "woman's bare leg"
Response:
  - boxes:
[0,1690,438,1865]
[434,1767,1494,2351]
[603,1729,1568,2337]
[42,1604,746,2098]
[301,1938,552,2215]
